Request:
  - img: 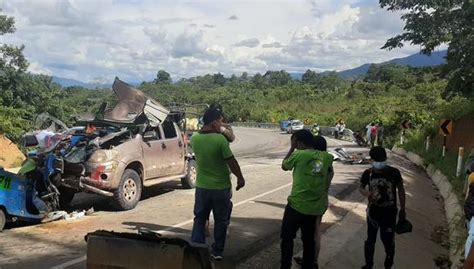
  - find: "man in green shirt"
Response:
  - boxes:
[190,108,245,261]
[280,130,334,269]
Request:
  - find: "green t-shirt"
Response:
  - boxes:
[190,132,234,190]
[282,149,334,216]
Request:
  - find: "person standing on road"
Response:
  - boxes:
[366,122,373,147]
[370,123,378,148]
[280,130,334,269]
[377,122,384,147]
[190,108,245,261]
[463,150,474,269]
[204,104,235,237]
[339,120,346,138]
[293,135,335,268]
[334,121,341,139]
[359,146,406,269]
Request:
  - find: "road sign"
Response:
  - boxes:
[439,119,453,135]
[401,120,410,129]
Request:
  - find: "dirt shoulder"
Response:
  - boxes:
[0,135,24,168]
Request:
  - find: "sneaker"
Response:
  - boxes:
[384,255,393,268]
[211,254,223,261]
[293,256,318,268]
[361,266,373,269]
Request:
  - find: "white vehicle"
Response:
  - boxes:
[286,120,304,134]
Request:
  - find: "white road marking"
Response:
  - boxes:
[50,256,87,269]
[50,181,293,268]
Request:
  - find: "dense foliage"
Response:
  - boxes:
[380,0,474,96]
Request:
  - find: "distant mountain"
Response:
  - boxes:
[52,76,143,89]
[289,73,303,80]
[52,76,112,89]
[337,50,447,78]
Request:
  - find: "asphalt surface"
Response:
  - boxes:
[0,128,384,269]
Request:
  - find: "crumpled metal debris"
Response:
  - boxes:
[65,207,94,221]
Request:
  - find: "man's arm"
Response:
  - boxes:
[282,147,296,171]
[226,157,245,191]
[359,184,371,198]
[397,180,407,219]
[282,136,297,171]
[359,170,371,198]
[221,124,235,142]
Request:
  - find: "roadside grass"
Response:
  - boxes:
[402,132,467,202]
[402,131,469,262]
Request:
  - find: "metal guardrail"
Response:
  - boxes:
[232,122,355,142]
[232,122,280,129]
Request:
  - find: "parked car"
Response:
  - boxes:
[55,78,196,211]
[286,120,304,134]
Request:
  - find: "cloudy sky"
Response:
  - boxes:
[2,0,422,83]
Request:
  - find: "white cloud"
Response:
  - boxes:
[1,0,423,81]
[262,42,284,48]
[233,38,260,48]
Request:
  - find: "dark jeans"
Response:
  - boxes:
[191,187,232,256]
[280,205,317,269]
[364,206,397,268]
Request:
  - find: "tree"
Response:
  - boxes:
[263,70,292,86]
[302,69,317,84]
[154,70,172,84]
[0,13,29,105]
[380,0,473,96]
[213,73,226,86]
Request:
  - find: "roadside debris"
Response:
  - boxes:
[329,148,371,165]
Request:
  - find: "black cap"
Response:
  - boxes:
[369,146,387,162]
[202,108,223,125]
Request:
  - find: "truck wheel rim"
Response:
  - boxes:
[123,178,137,201]
[189,166,197,184]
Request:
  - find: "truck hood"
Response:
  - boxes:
[103,77,169,125]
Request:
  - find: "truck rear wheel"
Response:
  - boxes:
[113,169,142,211]
[0,209,6,232]
[181,159,197,189]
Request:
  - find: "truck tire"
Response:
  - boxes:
[58,187,76,209]
[0,209,6,232]
[181,159,197,189]
[112,169,142,211]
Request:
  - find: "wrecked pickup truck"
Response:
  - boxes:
[57,78,196,211]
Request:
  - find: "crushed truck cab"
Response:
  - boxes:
[58,78,196,211]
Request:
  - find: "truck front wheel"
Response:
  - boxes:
[181,159,197,189]
[112,169,142,211]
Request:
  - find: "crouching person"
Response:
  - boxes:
[280,130,334,269]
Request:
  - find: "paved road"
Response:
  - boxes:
[0,128,388,268]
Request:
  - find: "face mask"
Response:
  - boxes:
[372,161,386,170]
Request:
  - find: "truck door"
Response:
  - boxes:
[141,126,163,179]
[160,121,186,176]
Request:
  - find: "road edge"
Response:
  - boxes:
[392,145,464,269]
